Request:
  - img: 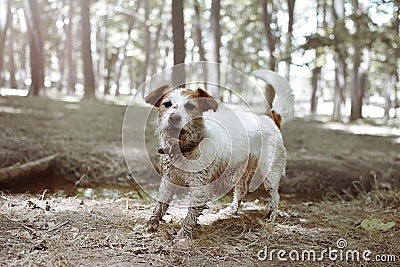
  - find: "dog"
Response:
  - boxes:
[144,70,294,241]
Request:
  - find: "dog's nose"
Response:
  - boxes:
[168,113,181,124]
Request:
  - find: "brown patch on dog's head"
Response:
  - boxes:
[145,85,172,107]
[182,88,218,112]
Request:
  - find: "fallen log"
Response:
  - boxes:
[0,154,58,183]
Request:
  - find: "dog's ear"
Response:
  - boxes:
[196,88,218,112]
[145,85,171,107]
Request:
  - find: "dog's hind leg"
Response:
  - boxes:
[265,185,280,222]
[264,148,286,223]
[147,178,174,232]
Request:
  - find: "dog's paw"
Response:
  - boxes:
[267,210,277,223]
[146,218,159,232]
[172,236,190,245]
[218,205,238,217]
[172,230,192,248]
[171,236,191,249]
[175,228,192,241]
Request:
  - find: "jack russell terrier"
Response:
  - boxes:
[144,70,294,241]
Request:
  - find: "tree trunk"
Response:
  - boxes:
[349,2,370,121]
[7,7,16,89]
[332,56,346,121]
[332,0,346,121]
[0,0,10,87]
[97,8,107,95]
[383,69,393,120]
[207,0,221,98]
[66,0,76,94]
[194,0,206,63]
[193,0,207,88]
[149,22,163,77]
[262,0,277,108]
[140,0,151,88]
[23,0,45,96]
[284,0,295,81]
[172,0,185,87]
[19,43,27,89]
[80,0,96,99]
[310,66,321,114]
[395,74,399,114]
[394,4,400,116]
[114,12,139,96]
[310,1,323,115]
[103,50,118,96]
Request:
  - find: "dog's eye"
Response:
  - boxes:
[162,101,172,108]
[184,103,196,111]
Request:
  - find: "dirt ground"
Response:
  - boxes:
[0,96,399,266]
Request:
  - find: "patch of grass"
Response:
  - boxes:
[325,171,400,209]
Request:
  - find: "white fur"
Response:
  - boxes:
[157,89,192,138]
[202,107,280,167]
[201,107,283,193]
[253,69,295,123]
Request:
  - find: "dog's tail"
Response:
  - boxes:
[253,70,295,124]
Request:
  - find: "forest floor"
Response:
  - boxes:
[0,96,399,266]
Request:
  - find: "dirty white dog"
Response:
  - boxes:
[145,70,294,241]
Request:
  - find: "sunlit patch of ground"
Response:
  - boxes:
[322,122,400,137]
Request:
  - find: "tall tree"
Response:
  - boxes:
[394,2,400,115]
[103,51,118,95]
[310,66,321,114]
[262,0,277,108]
[349,1,373,121]
[172,0,185,86]
[310,1,325,114]
[23,0,45,96]
[194,0,206,63]
[7,7,16,89]
[332,0,346,121]
[193,0,207,87]
[80,0,96,98]
[149,22,163,77]
[284,0,295,80]
[207,0,221,98]
[66,0,76,94]
[0,0,10,87]
[114,1,143,96]
[140,0,151,87]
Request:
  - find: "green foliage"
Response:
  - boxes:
[360,218,396,232]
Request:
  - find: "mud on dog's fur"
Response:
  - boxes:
[145,70,294,241]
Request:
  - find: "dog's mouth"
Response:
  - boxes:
[164,127,187,140]
[160,127,203,155]
[159,118,204,155]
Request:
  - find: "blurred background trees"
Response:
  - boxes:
[0,0,399,122]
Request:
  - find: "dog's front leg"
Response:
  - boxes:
[147,177,174,232]
[176,177,209,240]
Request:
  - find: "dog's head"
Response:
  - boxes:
[145,85,218,153]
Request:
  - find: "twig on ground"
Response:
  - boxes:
[40,189,48,201]
[69,174,86,196]
[48,221,69,233]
